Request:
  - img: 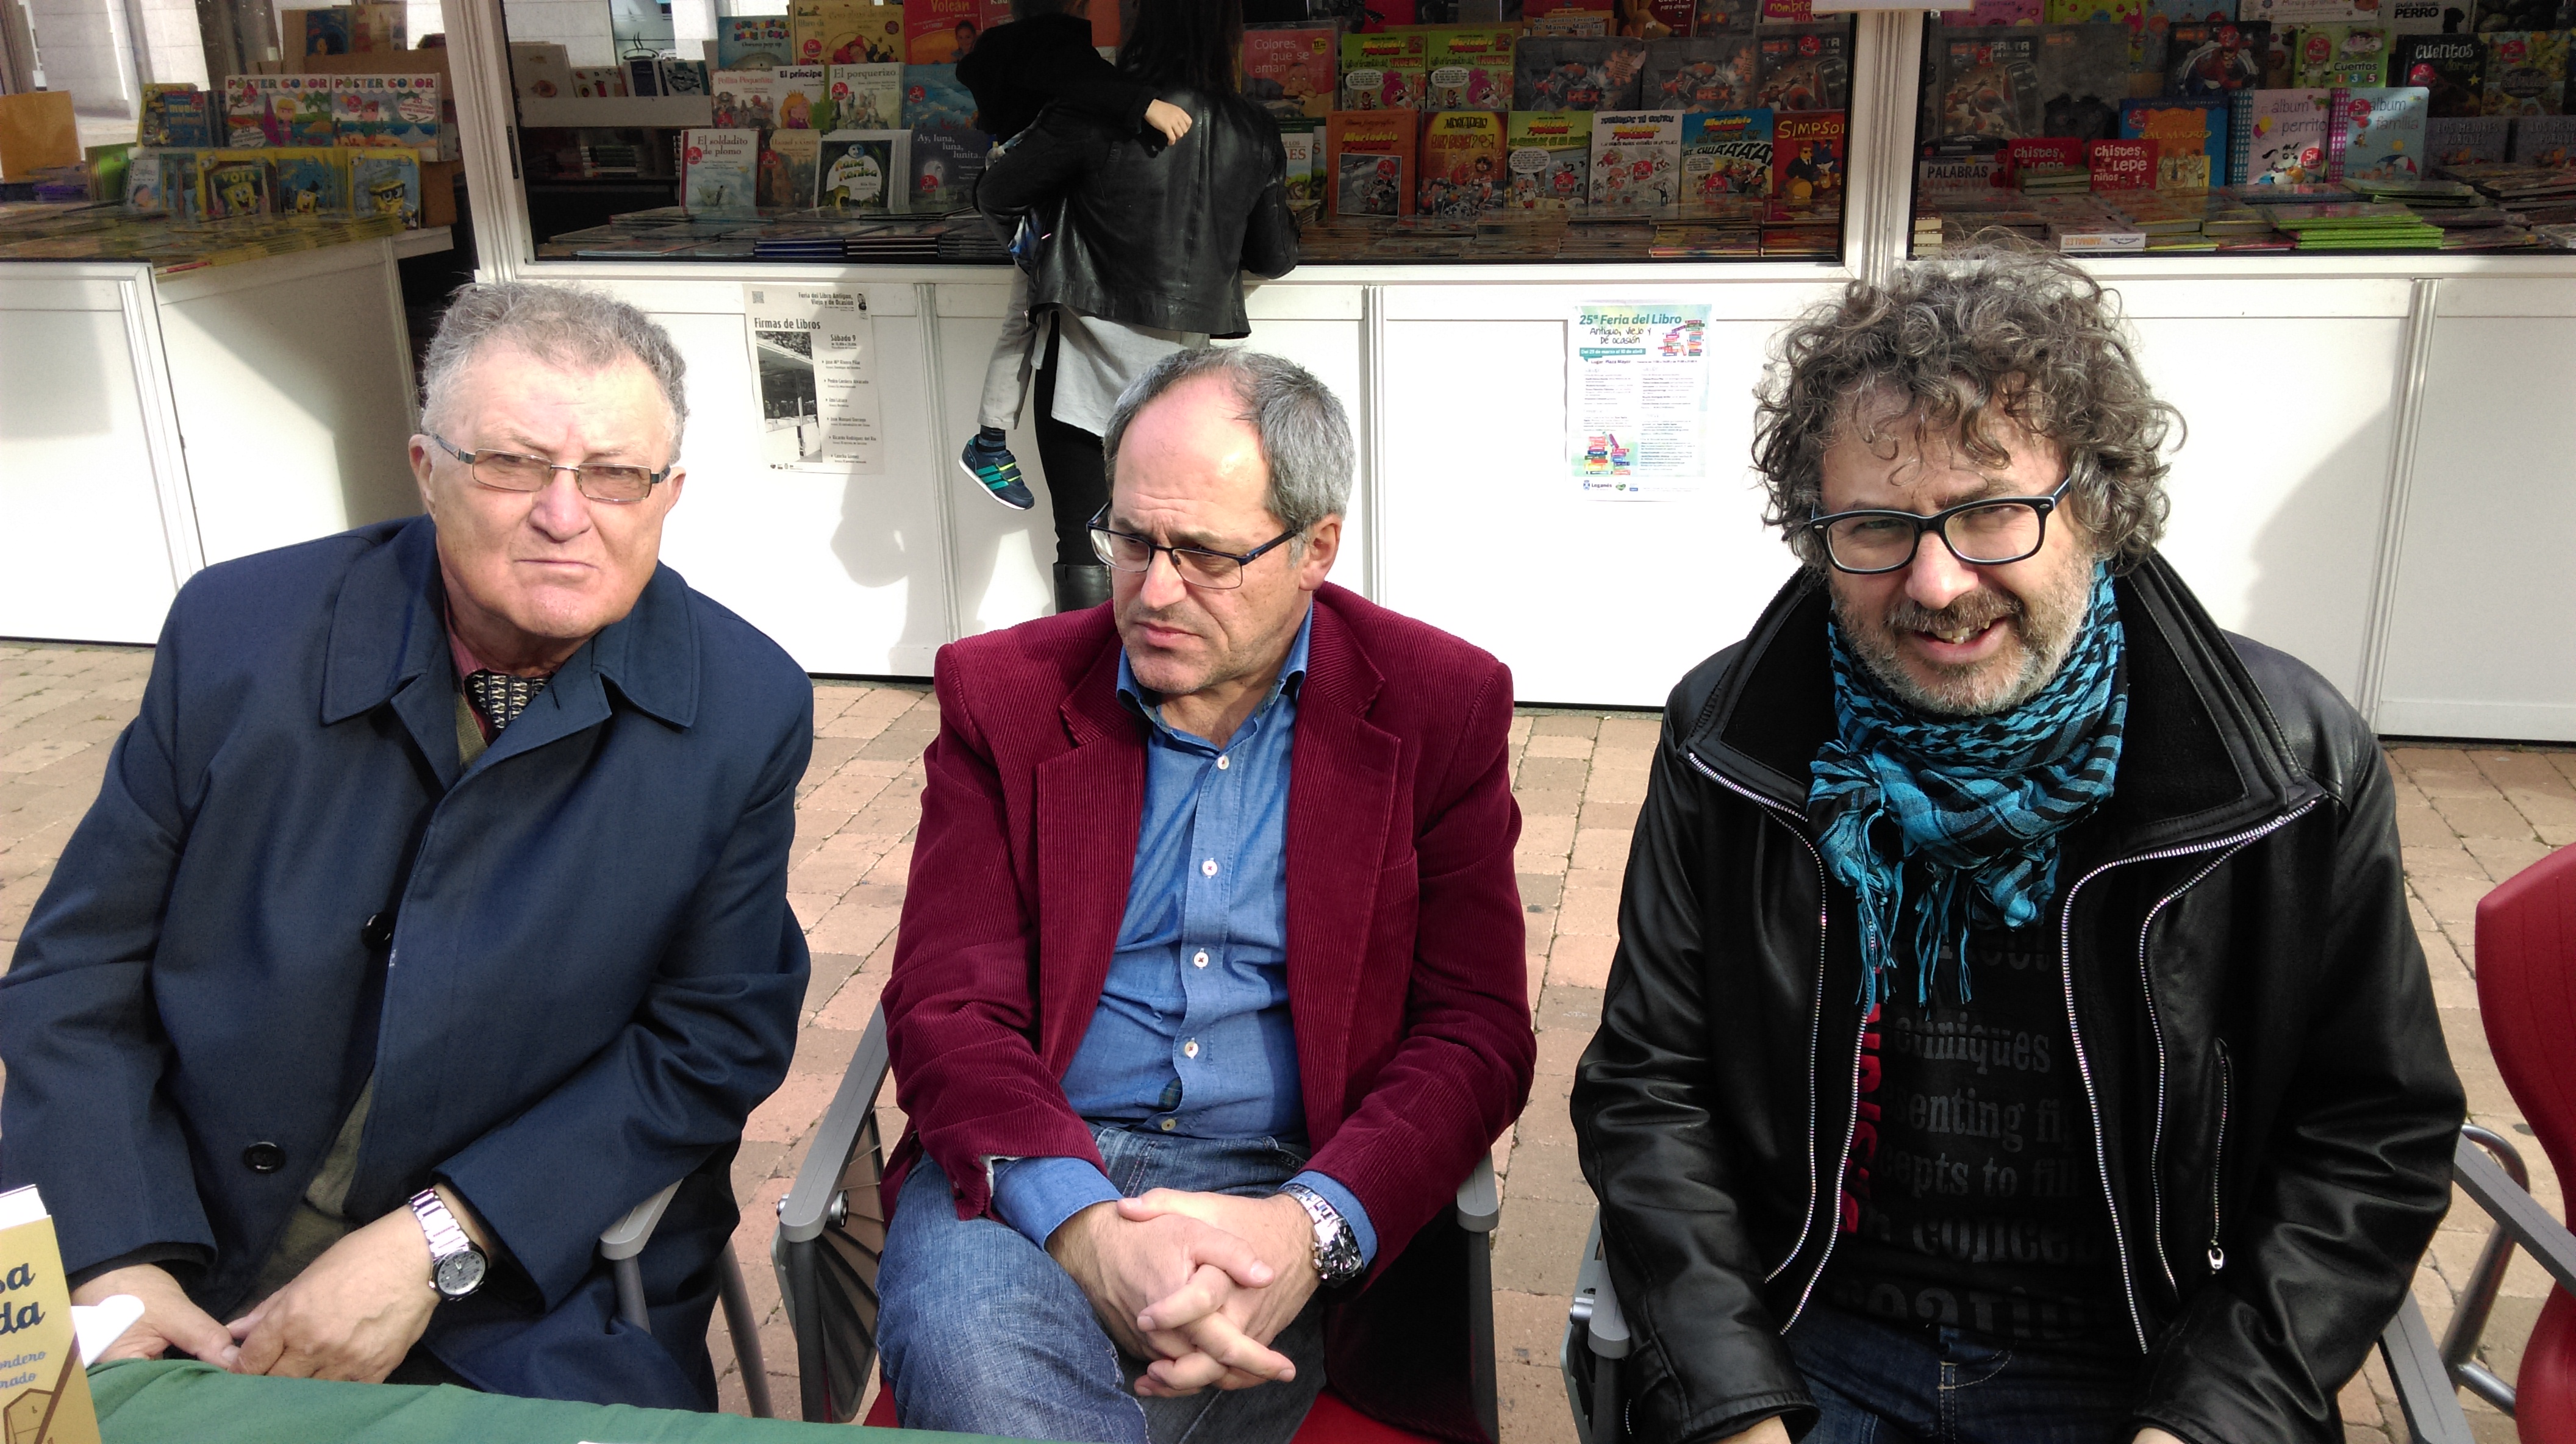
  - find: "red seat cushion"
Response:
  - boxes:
[858,1381,1441,1442]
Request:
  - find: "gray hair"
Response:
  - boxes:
[1101,347,1354,539]
[420,282,690,460]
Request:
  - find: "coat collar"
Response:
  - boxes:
[321,515,702,745]
[1059,585,1383,748]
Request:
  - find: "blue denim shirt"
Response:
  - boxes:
[990,607,1376,1262]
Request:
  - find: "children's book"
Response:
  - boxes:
[658,60,710,97]
[828,63,903,130]
[2425,112,2508,161]
[1756,25,1850,110]
[1341,66,1428,109]
[719,15,795,69]
[203,152,272,216]
[1964,0,2048,19]
[1589,107,1684,206]
[2121,96,2230,180]
[1642,34,1760,110]
[2089,135,2159,185]
[271,77,337,148]
[2236,0,2370,20]
[1281,126,1318,205]
[795,0,903,66]
[270,146,348,214]
[1937,32,2045,140]
[2230,85,2333,179]
[571,65,626,97]
[774,65,828,128]
[1759,0,1816,23]
[1420,109,1508,215]
[1696,0,1759,27]
[2167,21,2271,93]
[2036,23,2142,139]
[760,126,819,206]
[2511,112,2576,166]
[712,69,778,130]
[327,74,412,149]
[900,65,975,131]
[222,75,280,145]
[1515,37,1650,109]
[2331,84,2429,178]
[351,149,420,224]
[2380,0,2446,29]
[1243,24,1339,118]
[304,8,351,54]
[2479,31,2566,115]
[817,129,909,210]
[2389,33,2483,114]
[0,1188,102,1444]
[2291,24,2391,85]
[125,149,166,210]
[1681,107,1775,198]
[139,84,212,147]
[1504,109,1594,209]
[160,149,206,219]
[909,121,986,210]
[2046,0,2143,23]
[1772,107,1845,202]
[1327,108,1419,215]
[2004,133,2089,177]
[906,0,981,65]
[1623,0,1698,34]
[681,127,761,212]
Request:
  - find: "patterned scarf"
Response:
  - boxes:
[1808,567,2128,1012]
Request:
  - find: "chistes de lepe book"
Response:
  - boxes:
[0,1185,103,1444]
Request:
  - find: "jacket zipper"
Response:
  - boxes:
[1684,749,1856,1319]
[2056,801,2319,1352]
[2208,1041,2232,1273]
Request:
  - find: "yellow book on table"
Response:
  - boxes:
[0,91,81,179]
[0,1186,100,1444]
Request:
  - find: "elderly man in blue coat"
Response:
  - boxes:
[0,282,812,1409]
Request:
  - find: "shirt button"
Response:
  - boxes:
[243,1142,285,1174]
[1183,1039,1200,1059]
[1158,1118,1177,1132]
[1201,859,1218,877]
[1192,950,1209,968]
[1216,755,1229,770]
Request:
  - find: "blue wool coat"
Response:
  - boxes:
[0,515,812,1409]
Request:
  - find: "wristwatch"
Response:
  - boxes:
[409,1188,489,1301]
[1279,1182,1364,1289]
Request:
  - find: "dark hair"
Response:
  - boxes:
[1010,0,1072,16]
[1118,0,1242,93]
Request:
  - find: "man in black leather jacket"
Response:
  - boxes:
[1571,247,2463,1444]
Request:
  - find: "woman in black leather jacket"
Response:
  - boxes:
[976,0,1300,613]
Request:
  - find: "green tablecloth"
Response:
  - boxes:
[90,1359,999,1443]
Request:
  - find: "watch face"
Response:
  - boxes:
[434,1249,488,1299]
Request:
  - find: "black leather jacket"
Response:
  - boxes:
[1571,557,2463,1444]
[975,84,1297,340]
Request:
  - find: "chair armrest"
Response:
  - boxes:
[778,1004,892,1243]
[2452,1134,2576,1297]
[1455,1153,1500,1234]
[2378,1295,2475,1444]
[1572,1212,1630,1360]
[599,1180,682,1262]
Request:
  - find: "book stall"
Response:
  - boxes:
[0,2,462,646]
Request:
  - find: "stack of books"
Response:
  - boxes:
[2267,201,2445,250]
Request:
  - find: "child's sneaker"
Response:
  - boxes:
[959,435,1036,510]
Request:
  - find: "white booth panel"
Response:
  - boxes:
[1235,314,1370,599]
[2375,311,2576,742]
[932,291,1061,642]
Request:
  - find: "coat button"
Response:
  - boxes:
[361,913,395,949]
[243,1142,285,1173]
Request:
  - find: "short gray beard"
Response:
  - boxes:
[1831,562,2094,718]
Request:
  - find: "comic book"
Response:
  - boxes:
[681,128,761,212]
[1426,28,1518,109]
[2425,112,2508,162]
[1243,24,1339,118]
[2036,23,2144,138]
[712,70,778,130]
[2089,135,2159,186]
[2229,85,2333,180]
[1420,109,1508,215]
[270,77,337,148]
[351,150,421,225]
[304,9,351,54]
[1696,0,1759,28]
[1343,29,1433,68]
[719,15,795,69]
[125,149,166,210]
[2046,0,2142,23]
[1772,107,1845,202]
[270,146,349,215]
[817,129,909,210]
[1937,31,2044,140]
[909,122,986,210]
[1503,109,1594,209]
[828,63,903,130]
[1515,37,1650,108]
[1327,109,1419,215]
[139,84,212,148]
[1342,66,1428,109]
[2120,95,2231,182]
[2290,24,2391,86]
[1962,0,2046,20]
[1623,0,1698,34]
[1756,25,1851,111]
[774,65,828,127]
[2166,21,2272,93]
[1681,107,1775,198]
[222,75,281,145]
[160,149,206,220]
[907,0,981,65]
[2512,113,2576,165]
[1642,33,1760,110]
[2388,32,2481,114]
[1588,108,1683,207]
[2479,31,2566,116]
[202,152,272,217]
[760,127,821,206]
[902,65,976,130]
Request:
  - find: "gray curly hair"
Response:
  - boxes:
[1751,243,2181,572]
[420,282,689,460]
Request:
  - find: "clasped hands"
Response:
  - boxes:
[1047,1188,1324,1397]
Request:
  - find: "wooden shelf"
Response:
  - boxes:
[514,95,712,129]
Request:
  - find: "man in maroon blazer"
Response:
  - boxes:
[875,346,1534,1444]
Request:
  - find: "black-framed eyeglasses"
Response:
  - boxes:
[1803,472,2076,576]
[1087,508,1301,591]
[426,434,673,504]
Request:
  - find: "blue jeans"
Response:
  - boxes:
[876,1124,1328,1444]
[1785,1305,2145,1443]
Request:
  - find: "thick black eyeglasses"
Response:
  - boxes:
[1086,508,1301,591]
[1803,473,2075,576]
[427,434,673,504]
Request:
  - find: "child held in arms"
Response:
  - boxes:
[953,0,1192,512]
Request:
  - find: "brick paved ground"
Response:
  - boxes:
[2,640,2567,1444]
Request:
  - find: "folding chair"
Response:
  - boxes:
[595,1177,773,1417]
[770,1002,1501,1442]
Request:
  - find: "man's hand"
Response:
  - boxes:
[1117,1190,1320,1396]
[71,1264,239,1368]
[2134,1431,2188,1444]
[1144,99,1192,145]
[225,1206,440,1382]
[1046,1199,1291,1392]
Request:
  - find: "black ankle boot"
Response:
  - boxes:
[1053,563,1113,614]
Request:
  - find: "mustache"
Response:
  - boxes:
[1883,588,2023,637]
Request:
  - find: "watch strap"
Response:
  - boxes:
[409,1188,484,1298]
[1279,1181,1364,1286]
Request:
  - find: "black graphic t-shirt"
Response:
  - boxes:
[1817,924,2131,1348]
